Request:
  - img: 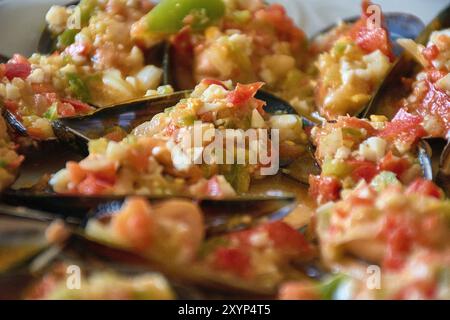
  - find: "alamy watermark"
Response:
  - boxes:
[171,121,280,176]
[366,4,382,29]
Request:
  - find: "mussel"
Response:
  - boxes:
[0,202,311,298]
[52,89,315,152]
[52,90,190,153]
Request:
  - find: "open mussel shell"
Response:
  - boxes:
[363,5,450,119]
[52,90,190,154]
[52,89,316,154]
[1,107,30,137]
[0,206,51,277]
[0,233,269,299]
[436,141,450,195]
[1,192,296,236]
[0,54,10,64]
[0,205,281,298]
[68,233,277,298]
[282,148,321,184]
[311,12,425,56]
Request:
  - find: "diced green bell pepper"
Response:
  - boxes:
[43,103,58,120]
[142,0,226,34]
[79,0,97,26]
[223,164,251,193]
[319,274,348,300]
[370,171,401,191]
[66,73,91,102]
[57,29,78,48]
[322,159,351,179]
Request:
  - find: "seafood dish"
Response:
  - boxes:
[0,0,449,300]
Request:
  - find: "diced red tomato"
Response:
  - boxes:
[405,178,443,199]
[308,175,341,204]
[349,160,378,182]
[212,247,251,278]
[57,102,76,117]
[261,221,311,254]
[4,61,31,80]
[382,214,414,270]
[414,80,450,135]
[77,174,114,195]
[93,164,117,184]
[378,108,426,146]
[379,152,410,178]
[230,221,311,254]
[422,44,440,64]
[66,161,87,185]
[349,1,394,61]
[256,4,306,49]
[60,98,93,114]
[227,82,264,106]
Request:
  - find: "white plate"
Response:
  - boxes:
[0,0,448,57]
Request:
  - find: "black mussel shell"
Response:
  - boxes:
[0,209,50,277]
[2,108,29,137]
[0,54,10,64]
[1,191,296,236]
[437,141,450,195]
[418,140,434,181]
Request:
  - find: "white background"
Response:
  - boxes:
[0,0,449,57]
